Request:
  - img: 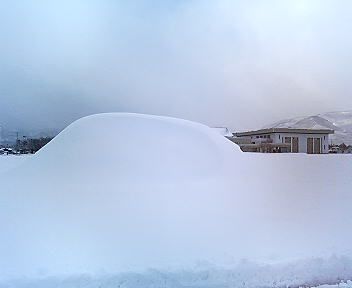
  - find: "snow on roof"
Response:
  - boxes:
[235,127,334,137]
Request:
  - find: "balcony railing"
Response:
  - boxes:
[253,138,273,144]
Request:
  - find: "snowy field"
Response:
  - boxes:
[0,155,32,174]
[1,113,352,288]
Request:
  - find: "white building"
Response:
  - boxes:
[232,128,334,154]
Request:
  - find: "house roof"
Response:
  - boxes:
[234,128,334,137]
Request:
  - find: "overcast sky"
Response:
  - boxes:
[1,0,352,132]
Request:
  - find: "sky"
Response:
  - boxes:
[0,0,352,133]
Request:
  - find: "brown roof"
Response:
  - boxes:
[235,128,334,137]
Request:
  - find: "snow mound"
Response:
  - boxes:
[30,113,240,181]
[1,113,352,287]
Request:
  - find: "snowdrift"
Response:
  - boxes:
[1,113,352,287]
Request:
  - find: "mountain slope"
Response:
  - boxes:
[266,111,352,144]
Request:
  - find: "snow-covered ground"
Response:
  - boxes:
[1,113,352,287]
[0,155,32,174]
[317,284,352,288]
[1,258,352,288]
[313,282,352,288]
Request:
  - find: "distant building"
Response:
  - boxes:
[230,128,334,154]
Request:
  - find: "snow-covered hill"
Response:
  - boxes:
[1,113,352,287]
[265,111,352,145]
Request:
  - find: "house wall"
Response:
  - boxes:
[245,133,330,153]
[271,133,329,154]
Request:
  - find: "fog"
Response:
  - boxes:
[1,0,352,132]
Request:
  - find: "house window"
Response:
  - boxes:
[308,138,322,154]
[285,137,292,152]
[292,137,299,153]
[279,135,281,139]
[285,137,292,144]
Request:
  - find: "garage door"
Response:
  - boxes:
[285,137,292,153]
[307,138,313,154]
[292,137,299,153]
[314,138,321,154]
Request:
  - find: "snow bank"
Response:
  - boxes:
[1,113,352,287]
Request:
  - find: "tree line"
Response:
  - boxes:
[15,137,53,154]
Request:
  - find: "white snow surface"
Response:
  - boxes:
[0,155,31,174]
[1,113,352,287]
[265,111,352,145]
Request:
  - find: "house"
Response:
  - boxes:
[230,128,334,154]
